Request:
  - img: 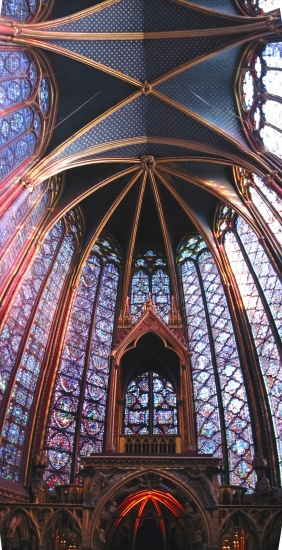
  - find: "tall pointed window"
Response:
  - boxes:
[237,0,280,15]
[239,42,282,159]
[0,48,56,187]
[177,235,255,489]
[0,175,60,292]
[0,209,81,482]
[130,250,170,324]
[44,238,121,488]
[124,372,178,436]
[1,0,52,22]
[217,205,282,482]
[235,168,282,250]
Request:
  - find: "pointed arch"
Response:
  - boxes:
[177,233,255,490]
[43,236,122,487]
[216,204,282,483]
[0,208,82,482]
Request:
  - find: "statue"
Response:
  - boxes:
[36,450,48,466]
[117,476,149,496]
[184,501,201,529]
[93,528,106,549]
[8,514,22,537]
[33,466,49,503]
[100,501,117,524]
[186,468,218,508]
[152,475,177,494]
[85,471,112,506]
[194,530,207,550]
[255,469,270,504]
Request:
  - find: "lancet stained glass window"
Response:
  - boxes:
[1,0,47,21]
[0,210,80,481]
[178,235,255,489]
[45,238,121,488]
[218,205,282,482]
[0,48,52,184]
[235,168,282,249]
[131,251,170,323]
[241,42,282,159]
[0,178,60,289]
[238,0,281,15]
[124,372,178,436]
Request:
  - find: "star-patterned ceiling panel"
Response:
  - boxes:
[46,0,242,33]
[156,45,248,145]
[157,161,248,210]
[52,94,240,161]
[45,51,136,153]
[162,171,220,224]
[52,34,240,82]
[185,0,238,15]
[91,143,221,159]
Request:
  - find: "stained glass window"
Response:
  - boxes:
[131,251,170,324]
[0,49,52,184]
[235,168,282,250]
[238,0,280,15]
[178,235,255,489]
[1,0,47,21]
[44,238,121,488]
[240,42,282,159]
[218,205,282,482]
[124,372,178,436]
[0,178,60,290]
[0,210,80,482]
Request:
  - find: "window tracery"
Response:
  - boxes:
[237,0,280,15]
[44,238,121,488]
[217,205,282,482]
[124,372,178,436]
[0,176,60,290]
[239,42,282,159]
[130,251,170,323]
[0,48,56,185]
[0,209,81,482]
[177,235,255,489]
[1,0,52,22]
[235,168,282,250]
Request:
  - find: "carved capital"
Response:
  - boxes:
[20,177,35,193]
[262,171,278,185]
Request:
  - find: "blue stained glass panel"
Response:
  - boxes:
[224,228,282,482]
[130,269,149,322]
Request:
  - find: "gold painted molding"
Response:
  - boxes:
[150,171,180,305]
[121,171,147,307]
[14,21,269,40]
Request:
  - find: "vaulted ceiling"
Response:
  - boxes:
[14,0,280,269]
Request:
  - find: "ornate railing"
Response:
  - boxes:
[119,435,182,454]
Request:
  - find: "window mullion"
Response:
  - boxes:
[70,258,104,481]
[0,226,65,435]
[149,371,153,435]
[195,260,229,483]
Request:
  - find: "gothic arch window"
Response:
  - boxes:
[0,47,57,187]
[217,205,282,481]
[177,235,255,489]
[0,209,82,482]
[236,0,280,15]
[130,250,170,323]
[1,0,53,22]
[238,41,282,159]
[44,237,121,488]
[124,372,178,435]
[0,175,61,293]
[235,167,282,250]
